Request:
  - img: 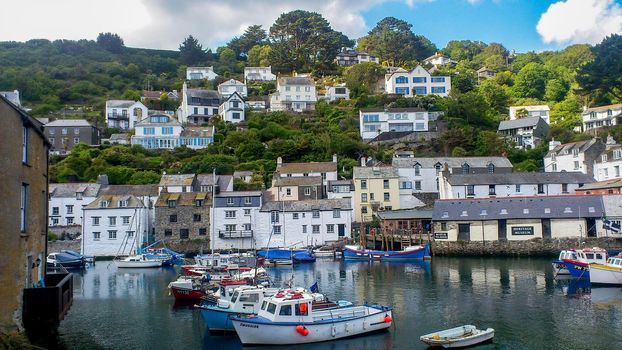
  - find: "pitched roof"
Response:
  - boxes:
[99,184,158,197]
[261,198,351,212]
[546,138,601,157]
[360,107,426,113]
[445,172,593,186]
[159,174,195,187]
[155,192,211,207]
[186,88,221,100]
[109,133,129,141]
[106,100,138,108]
[577,178,622,191]
[45,119,94,127]
[369,131,414,142]
[498,116,544,130]
[392,157,513,169]
[0,93,47,142]
[273,176,323,187]
[135,115,181,127]
[218,79,245,86]
[353,166,399,179]
[216,190,262,197]
[477,67,495,73]
[181,126,214,137]
[583,103,622,114]
[85,195,146,209]
[49,183,101,197]
[433,195,604,221]
[278,161,337,174]
[278,76,314,86]
[509,105,550,112]
[196,174,233,189]
[233,170,253,177]
[377,208,434,220]
[0,90,20,106]
[142,90,164,99]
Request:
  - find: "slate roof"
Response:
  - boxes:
[85,195,146,209]
[45,119,93,127]
[370,131,414,142]
[135,115,181,127]
[261,198,351,212]
[106,100,137,108]
[49,183,101,197]
[155,192,211,207]
[360,107,426,113]
[392,157,513,169]
[445,172,593,186]
[433,195,605,221]
[273,176,323,187]
[218,79,245,87]
[99,184,158,197]
[196,174,233,189]
[143,90,164,99]
[546,139,601,157]
[278,76,314,86]
[159,174,195,187]
[216,190,262,197]
[498,116,543,130]
[109,133,129,141]
[181,126,214,137]
[278,161,337,174]
[377,209,433,220]
[583,104,622,114]
[233,170,253,177]
[186,88,221,101]
[327,180,354,191]
[353,166,399,179]
[577,178,622,191]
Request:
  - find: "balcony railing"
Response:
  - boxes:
[218,230,253,239]
[107,113,129,120]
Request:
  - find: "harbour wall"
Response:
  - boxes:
[431,237,622,257]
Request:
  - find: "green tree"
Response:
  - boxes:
[96,32,124,53]
[544,79,568,102]
[217,47,237,73]
[179,35,206,65]
[479,80,509,115]
[227,25,268,58]
[513,62,549,99]
[442,40,487,61]
[577,34,622,100]
[247,45,272,66]
[343,62,385,97]
[129,170,161,184]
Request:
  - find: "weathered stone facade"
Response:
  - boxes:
[155,192,211,244]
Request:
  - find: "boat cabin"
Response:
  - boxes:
[222,286,278,313]
[558,250,578,261]
[605,256,622,267]
[257,290,361,323]
[573,247,608,264]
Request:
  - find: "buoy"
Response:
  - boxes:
[296,325,304,333]
[384,315,393,323]
[432,333,440,340]
[299,303,308,313]
[302,328,310,336]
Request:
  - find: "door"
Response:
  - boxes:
[498,219,507,241]
[542,219,551,239]
[586,218,597,237]
[338,224,346,237]
[458,224,470,241]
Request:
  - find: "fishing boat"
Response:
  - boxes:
[420,325,495,348]
[114,254,163,268]
[560,247,608,279]
[293,250,316,263]
[230,290,393,345]
[168,275,214,301]
[552,250,577,275]
[589,255,622,285]
[46,252,87,268]
[343,243,431,261]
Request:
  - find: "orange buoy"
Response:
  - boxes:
[384,315,393,323]
[302,328,310,336]
[296,325,304,333]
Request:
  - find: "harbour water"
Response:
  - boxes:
[54,257,622,349]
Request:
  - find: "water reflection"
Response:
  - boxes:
[56,258,622,350]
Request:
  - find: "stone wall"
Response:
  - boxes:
[49,226,82,240]
[48,240,81,254]
[431,237,622,256]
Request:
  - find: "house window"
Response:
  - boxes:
[293,213,299,220]
[170,214,177,223]
[100,201,109,208]
[333,209,341,218]
[271,211,279,223]
[109,216,116,226]
[384,179,390,189]
[76,192,83,200]
[488,185,496,196]
[414,164,421,176]
[302,225,307,233]
[515,185,521,193]
[370,193,375,201]
[122,216,130,225]
[440,223,447,231]
[73,137,80,144]
[573,149,579,158]
[168,200,177,208]
[615,166,620,177]
[62,128,67,135]
[361,193,368,202]
[312,225,320,234]
[361,180,367,189]
[164,229,172,236]
[415,181,422,190]
[384,192,390,201]
[537,184,545,194]
[180,229,189,239]
[118,200,128,208]
[574,161,580,170]
[193,214,201,222]
[227,198,235,205]
[66,205,73,214]
[199,228,207,236]
[467,185,475,196]
[92,217,100,226]
[93,232,100,241]
[304,187,312,196]
[245,197,252,205]
[66,217,74,225]
[435,163,442,174]
[49,137,55,144]
[362,207,368,214]
[225,211,236,218]
[602,154,608,162]
[562,184,568,193]
[462,163,470,174]
[232,112,240,119]
[327,224,335,234]
[243,223,251,231]
[313,210,320,219]
[244,209,251,215]
[126,231,134,239]
[196,199,203,207]
[552,163,557,171]
[614,149,622,159]
[22,126,29,164]
[273,226,281,234]
[52,207,59,215]
[108,230,117,239]
[487,163,495,174]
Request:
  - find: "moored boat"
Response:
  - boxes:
[420,325,494,348]
[47,251,87,268]
[552,250,577,275]
[590,255,622,285]
[343,243,431,261]
[168,275,214,301]
[231,290,393,345]
[561,247,608,279]
[114,255,163,268]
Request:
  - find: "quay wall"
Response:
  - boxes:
[431,237,622,256]
[48,240,81,253]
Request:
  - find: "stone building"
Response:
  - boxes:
[0,94,50,330]
[154,192,212,243]
[44,119,101,155]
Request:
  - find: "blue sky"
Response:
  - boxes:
[0,0,621,52]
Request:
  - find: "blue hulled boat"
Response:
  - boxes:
[343,243,431,261]
[257,249,315,264]
[560,247,608,279]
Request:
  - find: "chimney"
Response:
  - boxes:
[277,157,283,168]
[96,174,109,185]
[332,154,338,163]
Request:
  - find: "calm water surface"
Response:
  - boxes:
[56,257,622,349]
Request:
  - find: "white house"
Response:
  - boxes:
[438,172,593,200]
[270,76,317,112]
[246,96,269,110]
[327,179,355,212]
[544,138,605,178]
[186,66,218,81]
[385,65,451,97]
[217,79,248,98]
[219,91,245,123]
[322,85,350,102]
[49,183,101,227]
[422,52,456,66]
[179,82,222,125]
[158,174,196,194]
[582,103,622,132]
[256,199,352,248]
[82,195,151,257]
[509,105,550,124]
[359,107,435,140]
[131,114,183,150]
[335,51,379,66]
[212,191,263,250]
[498,116,549,149]
[274,155,338,193]
[594,137,622,181]
[244,67,276,81]
[104,100,148,130]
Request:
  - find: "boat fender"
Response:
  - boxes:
[345,323,350,333]
[302,328,309,336]
[331,325,336,337]
[383,315,392,323]
[363,321,368,330]
[295,325,304,334]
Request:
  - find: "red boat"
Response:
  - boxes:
[168,277,209,301]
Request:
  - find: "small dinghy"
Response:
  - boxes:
[420,325,494,348]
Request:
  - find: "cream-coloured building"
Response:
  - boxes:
[353,166,400,223]
[432,195,604,241]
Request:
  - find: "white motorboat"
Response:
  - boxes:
[114,255,163,268]
[231,290,393,345]
[589,255,622,285]
[420,325,495,348]
[552,250,577,275]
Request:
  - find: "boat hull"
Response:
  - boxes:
[171,286,205,301]
[552,261,570,275]
[115,260,162,268]
[561,260,590,279]
[590,265,622,285]
[232,309,392,345]
[420,326,494,348]
[200,306,249,332]
[343,244,430,261]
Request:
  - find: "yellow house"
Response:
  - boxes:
[353,166,400,222]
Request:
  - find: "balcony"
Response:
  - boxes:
[107,113,129,120]
[22,272,73,329]
[218,230,253,239]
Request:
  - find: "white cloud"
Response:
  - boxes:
[537,0,622,45]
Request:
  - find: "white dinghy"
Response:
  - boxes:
[420,325,494,348]
[114,254,163,268]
